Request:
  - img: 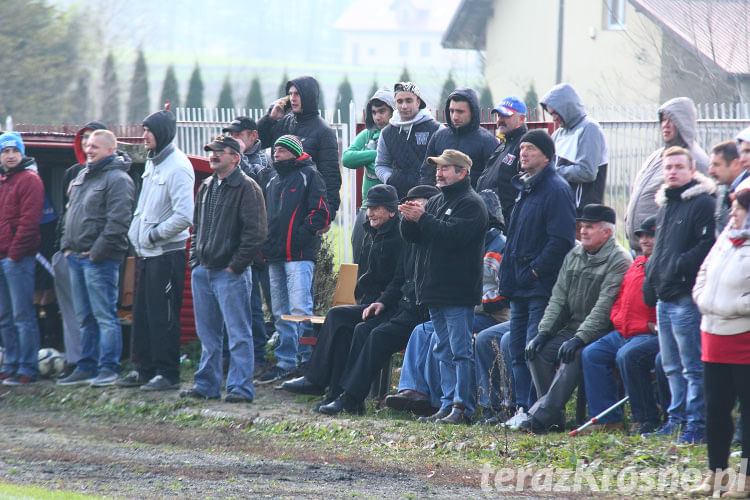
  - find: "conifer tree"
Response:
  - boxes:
[100,52,121,126]
[127,49,150,123]
[185,64,204,108]
[335,76,354,124]
[439,71,457,107]
[159,64,180,109]
[217,75,235,109]
[399,66,411,82]
[69,70,90,124]
[277,71,289,98]
[245,75,263,110]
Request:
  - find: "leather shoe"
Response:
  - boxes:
[384,390,434,416]
[417,407,451,423]
[438,405,471,425]
[318,393,364,416]
[280,376,326,395]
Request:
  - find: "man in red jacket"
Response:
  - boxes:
[580,215,660,434]
[0,132,44,385]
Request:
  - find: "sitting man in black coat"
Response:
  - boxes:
[280,185,403,403]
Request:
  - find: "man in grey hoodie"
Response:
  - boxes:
[625,97,709,252]
[540,83,608,217]
[118,109,194,391]
[375,82,442,199]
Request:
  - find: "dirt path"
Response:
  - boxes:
[0,382,492,499]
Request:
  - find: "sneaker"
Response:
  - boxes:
[56,363,76,380]
[224,392,253,403]
[253,362,268,378]
[115,370,148,388]
[501,407,529,430]
[56,368,96,386]
[2,374,37,386]
[679,429,705,444]
[644,421,682,437]
[0,372,15,381]
[90,370,118,387]
[256,365,291,385]
[179,388,220,400]
[140,375,180,391]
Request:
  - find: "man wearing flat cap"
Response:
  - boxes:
[400,149,488,424]
[496,129,576,429]
[281,184,403,407]
[518,204,632,434]
[182,134,267,403]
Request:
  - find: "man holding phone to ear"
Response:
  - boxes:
[258,76,341,225]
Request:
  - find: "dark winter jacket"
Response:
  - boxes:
[61,153,135,263]
[262,153,330,263]
[475,123,528,226]
[498,162,576,299]
[353,215,402,305]
[540,83,608,213]
[376,108,442,199]
[401,176,488,307]
[190,166,267,274]
[644,173,716,302]
[257,76,341,220]
[0,157,44,260]
[239,140,273,196]
[418,87,498,187]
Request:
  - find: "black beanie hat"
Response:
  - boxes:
[520,129,555,161]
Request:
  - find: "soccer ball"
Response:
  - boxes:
[38,347,64,378]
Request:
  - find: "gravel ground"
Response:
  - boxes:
[0,381,494,499]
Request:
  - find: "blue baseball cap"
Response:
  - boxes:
[0,131,25,156]
[492,96,527,117]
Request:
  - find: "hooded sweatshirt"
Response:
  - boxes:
[375,108,442,199]
[129,109,194,258]
[257,76,341,221]
[625,97,710,251]
[418,87,498,187]
[540,83,608,213]
[0,156,44,260]
[342,88,395,204]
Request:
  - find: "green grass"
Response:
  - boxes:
[0,483,105,499]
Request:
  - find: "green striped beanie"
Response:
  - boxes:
[274,134,304,158]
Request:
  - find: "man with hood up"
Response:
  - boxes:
[343,88,395,263]
[57,130,135,388]
[0,132,44,385]
[258,76,341,223]
[53,120,107,378]
[118,109,195,391]
[418,87,498,188]
[376,82,442,199]
[540,83,608,216]
[625,97,709,252]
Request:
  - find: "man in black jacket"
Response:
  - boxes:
[644,146,715,444]
[181,135,267,403]
[258,76,340,223]
[418,87,497,188]
[400,149,488,424]
[375,82,442,199]
[280,184,402,403]
[475,97,528,227]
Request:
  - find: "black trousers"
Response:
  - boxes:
[705,361,750,470]
[304,305,368,389]
[132,251,187,383]
[341,308,422,402]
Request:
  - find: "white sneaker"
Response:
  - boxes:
[501,407,529,430]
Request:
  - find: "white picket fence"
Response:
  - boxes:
[173,102,750,257]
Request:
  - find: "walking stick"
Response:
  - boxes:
[569,396,629,436]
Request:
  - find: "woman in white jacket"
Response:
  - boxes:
[691,187,750,498]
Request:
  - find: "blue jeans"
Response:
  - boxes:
[508,297,547,410]
[582,330,660,424]
[67,256,122,375]
[191,265,255,399]
[657,296,704,431]
[0,256,40,377]
[268,261,314,371]
[475,321,512,412]
[398,321,443,409]
[429,305,476,414]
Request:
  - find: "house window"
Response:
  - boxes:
[399,41,409,57]
[420,42,431,58]
[604,0,626,30]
